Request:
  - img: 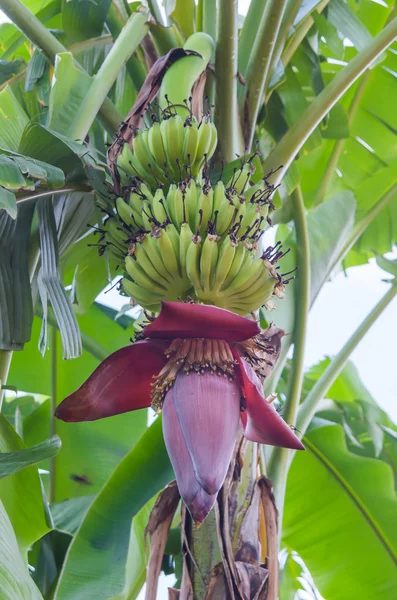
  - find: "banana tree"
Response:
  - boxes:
[0,0,396,598]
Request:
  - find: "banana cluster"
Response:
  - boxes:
[99,159,288,315]
[116,113,217,189]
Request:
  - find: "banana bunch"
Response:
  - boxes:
[99,158,285,314]
[183,231,284,315]
[116,113,218,190]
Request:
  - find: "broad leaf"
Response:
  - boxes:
[54,418,174,600]
[283,423,397,599]
[0,86,29,151]
[0,435,60,479]
[9,305,146,501]
[47,53,92,138]
[0,500,43,600]
[0,414,51,555]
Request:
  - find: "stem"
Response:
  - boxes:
[243,0,289,148]
[297,283,397,435]
[0,0,123,133]
[147,0,164,26]
[106,4,147,92]
[238,0,270,81]
[70,12,149,141]
[331,181,397,274]
[262,17,397,186]
[50,326,57,503]
[313,73,369,206]
[214,0,244,162]
[0,350,12,410]
[267,187,310,517]
[16,186,92,205]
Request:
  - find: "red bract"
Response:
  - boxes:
[56,302,303,523]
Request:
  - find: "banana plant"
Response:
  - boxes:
[0,0,396,598]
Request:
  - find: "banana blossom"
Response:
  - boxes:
[56,302,303,523]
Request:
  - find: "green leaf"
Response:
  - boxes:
[0,435,61,479]
[47,53,92,138]
[9,306,146,501]
[0,58,24,86]
[271,191,356,332]
[111,495,158,600]
[24,48,47,92]
[0,86,29,151]
[37,197,82,360]
[0,186,16,218]
[375,253,397,278]
[0,500,43,600]
[328,0,373,52]
[62,0,112,44]
[167,0,195,39]
[51,496,95,535]
[54,417,174,600]
[284,423,397,599]
[0,414,50,555]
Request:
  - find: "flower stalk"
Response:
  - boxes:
[268,186,310,516]
[215,0,244,162]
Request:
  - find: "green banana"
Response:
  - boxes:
[161,116,185,180]
[156,224,180,278]
[212,234,237,291]
[182,118,199,168]
[116,197,136,229]
[200,233,219,290]
[191,119,213,177]
[125,255,168,295]
[186,235,202,292]
[148,121,168,170]
[196,185,213,234]
[133,243,171,288]
[159,32,214,116]
[179,221,194,277]
[122,278,162,312]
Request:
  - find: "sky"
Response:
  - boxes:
[1,3,397,598]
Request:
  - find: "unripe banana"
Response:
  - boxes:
[179,221,194,277]
[167,185,185,230]
[186,235,202,292]
[191,119,213,177]
[106,219,129,251]
[155,225,180,278]
[200,233,220,290]
[184,180,199,232]
[182,118,199,168]
[226,163,252,194]
[140,232,172,281]
[122,278,162,312]
[161,116,184,180]
[222,242,247,289]
[133,129,164,183]
[212,181,236,236]
[152,188,168,224]
[133,243,171,288]
[159,32,214,116]
[196,185,213,235]
[125,255,168,295]
[116,197,136,229]
[148,121,168,169]
[223,258,265,297]
[212,235,237,291]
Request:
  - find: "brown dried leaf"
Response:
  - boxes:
[235,483,261,565]
[258,477,279,600]
[107,47,200,192]
[234,562,268,600]
[191,70,207,121]
[144,481,180,600]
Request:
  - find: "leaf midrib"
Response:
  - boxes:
[304,435,397,567]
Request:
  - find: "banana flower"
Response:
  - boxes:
[56,302,303,523]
